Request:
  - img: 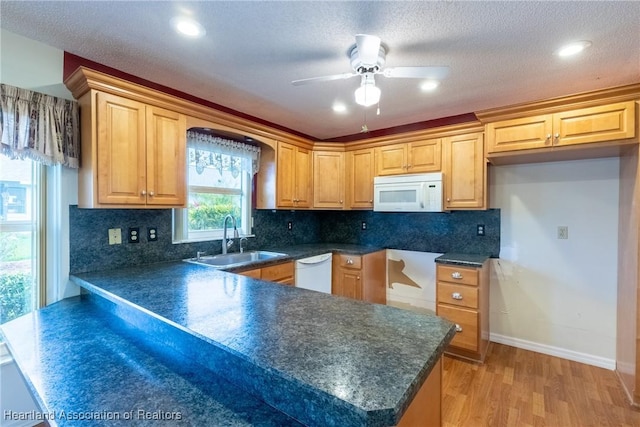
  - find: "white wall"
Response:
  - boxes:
[1,28,79,420]
[489,157,619,368]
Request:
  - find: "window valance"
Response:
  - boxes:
[0,84,80,168]
[187,130,261,176]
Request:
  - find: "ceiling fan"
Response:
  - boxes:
[292,34,450,107]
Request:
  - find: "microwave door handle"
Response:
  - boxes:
[419,183,425,209]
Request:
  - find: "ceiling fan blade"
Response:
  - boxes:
[291,72,357,86]
[382,66,450,79]
[355,34,381,65]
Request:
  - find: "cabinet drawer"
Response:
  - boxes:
[437,282,478,309]
[436,264,479,286]
[261,262,294,282]
[238,268,262,279]
[337,254,362,269]
[437,305,478,352]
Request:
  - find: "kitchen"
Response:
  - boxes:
[1,1,639,426]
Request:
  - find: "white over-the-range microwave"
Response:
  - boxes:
[373,172,443,212]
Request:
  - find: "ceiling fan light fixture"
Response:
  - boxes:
[354,84,381,107]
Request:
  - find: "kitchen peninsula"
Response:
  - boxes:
[2,256,455,426]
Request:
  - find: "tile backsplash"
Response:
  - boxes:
[69,206,499,273]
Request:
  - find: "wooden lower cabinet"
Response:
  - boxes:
[237,261,294,285]
[397,358,442,427]
[332,251,386,304]
[436,260,489,362]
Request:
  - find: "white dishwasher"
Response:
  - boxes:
[295,253,332,294]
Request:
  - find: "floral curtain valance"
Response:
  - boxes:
[187,130,261,176]
[0,84,80,168]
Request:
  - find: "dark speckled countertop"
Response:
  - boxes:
[2,244,455,427]
[435,252,490,267]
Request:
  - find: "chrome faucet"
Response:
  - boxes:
[222,214,239,254]
[239,237,248,253]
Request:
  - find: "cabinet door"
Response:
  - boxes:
[408,139,441,172]
[145,106,186,206]
[96,92,147,205]
[294,146,312,208]
[375,144,407,176]
[443,132,486,210]
[276,142,296,208]
[553,101,636,146]
[347,149,374,209]
[334,269,362,300]
[485,115,553,153]
[313,151,344,208]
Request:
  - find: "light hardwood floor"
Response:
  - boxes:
[441,343,640,427]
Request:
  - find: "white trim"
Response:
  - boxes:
[490,333,615,370]
[0,342,13,366]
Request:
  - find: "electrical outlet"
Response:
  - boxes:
[361,221,367,230]
[108,228,122,245]
[557,226,569,239]
[128,227,140,243]
[147,227,158,242]
[287,221,293,230]
[477,224,485,236]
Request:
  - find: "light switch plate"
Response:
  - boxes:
[108,228,122,245]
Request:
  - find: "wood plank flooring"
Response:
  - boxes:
[441,343,640,427]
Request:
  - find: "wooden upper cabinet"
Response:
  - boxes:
[486,101,636,154]
[485,115,552,153]
[347,148,375,209]
[276,141,311,208]
[96,93,147,205]
[442,132,486,210]
[553,102,636,147]
[313,151,345,209]
[145,106,186,206]
[90,92,186,208]
[375,139,441,176]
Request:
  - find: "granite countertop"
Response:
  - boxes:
[65,261,455,426]
[435,252,490,267]
[1,297,302,427]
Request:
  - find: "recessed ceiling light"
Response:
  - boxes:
[171,16,206,38]
[557,40,592,57]
[332,103,347,113]
[420,81,439,92]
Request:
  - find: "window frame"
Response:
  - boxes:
[173,154,254,244]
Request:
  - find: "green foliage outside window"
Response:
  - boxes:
[0,272,32,325]
[188,193,242,231]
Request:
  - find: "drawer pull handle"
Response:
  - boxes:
[451,272,463,279]
[346,259,354,265]
[455,324,463,333]
[451,292,463,300]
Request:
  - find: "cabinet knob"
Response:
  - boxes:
[149,191,154,197]
[451,292,463,300]
[368,200,373,203]
[141,190,146,196]
[451,272,463,279]
[339,200,343,204]
[447,198,451,202]
[407,164,412,169]
[346,258,354,265]
[554,133,560,143]
[356,276,360,280]
[455,324,463,333]
[545,134,552,144]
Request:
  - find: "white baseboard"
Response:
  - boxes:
[490,333,615,370]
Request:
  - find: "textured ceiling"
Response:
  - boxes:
[1,1,639,140]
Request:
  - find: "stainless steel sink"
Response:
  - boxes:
[184,251,287,269]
